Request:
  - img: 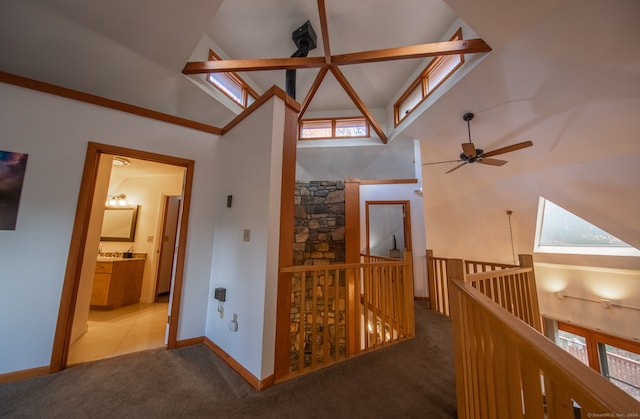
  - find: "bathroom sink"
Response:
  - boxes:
[97,256,123,261]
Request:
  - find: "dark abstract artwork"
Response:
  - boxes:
[0,150,29,230]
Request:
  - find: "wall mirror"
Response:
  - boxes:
[100,205,140,242]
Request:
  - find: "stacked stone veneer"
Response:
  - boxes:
[290,181,347,372]
[293,181,346,265]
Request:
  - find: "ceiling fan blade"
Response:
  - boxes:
[461,142,476,158]
[481,140,533,158]
[423,159,463,166]
[478,158,507,166]
[445,162,467,174]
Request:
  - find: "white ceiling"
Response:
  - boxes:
[1,0,639,261]
[0,0,458,124]
[205,0,456,110]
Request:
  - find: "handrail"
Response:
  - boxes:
[465,266,532,282]
[281,260,406,273]
[426,250,542,331]
[280,252,415,378]
[449,279,640,418]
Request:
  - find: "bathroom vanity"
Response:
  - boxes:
[90,256,145,310]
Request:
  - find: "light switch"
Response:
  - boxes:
[243,229,250,242]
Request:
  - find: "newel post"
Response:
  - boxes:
[446,258,466,282]
[426,250,435,310]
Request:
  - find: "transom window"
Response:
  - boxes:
[206,50,258,109]
[394,28,464,126]
[299,117,369,140]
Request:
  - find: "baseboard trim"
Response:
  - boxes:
[414,296,429,301]
[175,336,205,348]
[0,365,50,384]
[203,337,274,391]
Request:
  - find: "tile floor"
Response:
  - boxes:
[68,302,169,365]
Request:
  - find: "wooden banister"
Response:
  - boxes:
[449,279,639,418]
[280,254,414,379]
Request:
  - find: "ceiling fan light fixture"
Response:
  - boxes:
[422,111,533,173]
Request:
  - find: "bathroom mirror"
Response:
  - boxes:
[100,205,139,242]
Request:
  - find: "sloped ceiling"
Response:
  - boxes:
[408,0,640,264]
[0,0,639,265]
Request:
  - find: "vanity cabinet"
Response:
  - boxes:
[90,258,145,310]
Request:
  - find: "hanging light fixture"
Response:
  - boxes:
[506,210,516,264]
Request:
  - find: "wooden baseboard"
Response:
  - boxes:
[175,336,204,348]
[414,296,429,302]
[203,337,274,391]
[0,365,50,384]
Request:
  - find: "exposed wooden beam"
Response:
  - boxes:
[317,0,332,64]
[182,57,326,74]
[329,65,387,144]
[331,38,492,66]
[182,38,490,74]
[298,65,329,120]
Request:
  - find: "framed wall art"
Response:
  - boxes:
[0,150,29,230]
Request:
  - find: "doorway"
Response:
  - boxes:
[365,201,412,259]
[50,142,195,372]
[155,196,181,301]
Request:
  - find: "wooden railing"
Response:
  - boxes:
[449,279,640,418]
[427,250,541,332]
[280,252,414,377]
[426,250,451,316]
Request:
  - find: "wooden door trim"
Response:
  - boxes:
[50,142,194,372]
[364,200,413,256]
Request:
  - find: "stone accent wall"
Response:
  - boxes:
[294,181,345,266]
[290,181,347,373]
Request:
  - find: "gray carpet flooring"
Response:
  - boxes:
[0,302,456,418]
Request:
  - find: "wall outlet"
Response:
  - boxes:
[243,229,250,242]
[228,313,238,332]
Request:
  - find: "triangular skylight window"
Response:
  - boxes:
[535,197,639,256]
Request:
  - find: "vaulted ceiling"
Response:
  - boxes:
[1,0,639,262]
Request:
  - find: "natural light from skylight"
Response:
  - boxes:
[534,197,640,256]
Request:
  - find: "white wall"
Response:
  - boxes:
[360,184,428,298]
[206,97,284,380]
[536,263,640,342]
[0,82,220,374]
[296,137,416,181]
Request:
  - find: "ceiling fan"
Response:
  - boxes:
[423,112,533,174]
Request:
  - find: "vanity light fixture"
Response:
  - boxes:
[106,194,127,207]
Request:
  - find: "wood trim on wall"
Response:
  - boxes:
[203,337,275,391]
[359,178,418,185]
[0,71,223,136]
[344,179,361,355]
[50,142,195,372]
[0,366,50,385]
[175,336,205,348]
[222,86,300,135]
[274,94,300,382]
